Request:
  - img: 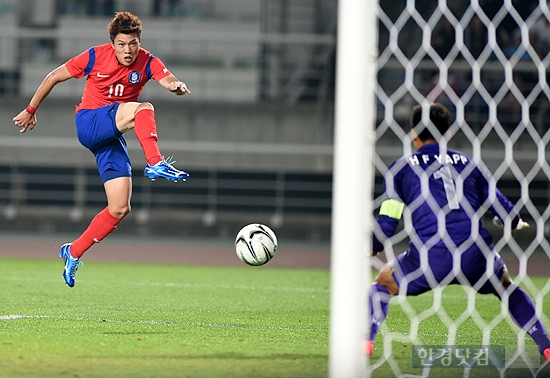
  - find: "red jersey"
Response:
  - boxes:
[65,43,172,112]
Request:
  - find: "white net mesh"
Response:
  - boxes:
[371,0,550,376]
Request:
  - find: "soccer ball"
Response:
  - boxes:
[234,223,278,266]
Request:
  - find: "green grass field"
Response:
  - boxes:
[370,280,550,378]
[0,258,330,378]
[2,258,550,378]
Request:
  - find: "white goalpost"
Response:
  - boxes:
[329,0,378,376]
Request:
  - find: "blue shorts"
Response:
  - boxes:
[75,104,132,183]
[390,244,505,296]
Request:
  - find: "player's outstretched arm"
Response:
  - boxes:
[13,64,73,133]
[491,187,530,230]
[159,74,191,96]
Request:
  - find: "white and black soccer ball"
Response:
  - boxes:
[234,223,278,266]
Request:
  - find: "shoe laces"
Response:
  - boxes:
[162,156,186,177]
[68,259,83,278]
[163,155,177,167]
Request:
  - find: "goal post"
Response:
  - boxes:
[329,0,378,376]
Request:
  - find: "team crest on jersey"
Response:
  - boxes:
[128,71,141,84]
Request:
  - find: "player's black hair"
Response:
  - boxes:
[410,103,451,141]
[108,11,142,42]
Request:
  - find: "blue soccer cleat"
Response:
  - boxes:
[59,243,83,288]
[144,156,189,182]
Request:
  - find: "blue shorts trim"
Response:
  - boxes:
[390,244,505,296]
[75,104,132,183]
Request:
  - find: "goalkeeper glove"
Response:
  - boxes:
[492,216,529,230]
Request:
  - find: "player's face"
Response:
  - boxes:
[112,33,141,66]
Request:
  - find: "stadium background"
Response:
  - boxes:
[0,0,545,245]
[0,0,337,243]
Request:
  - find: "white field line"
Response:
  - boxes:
[388,294,501,304]
[0,314,327,332]
[0,315,520,341]
[135,281,329,293]
[0,276,329,293]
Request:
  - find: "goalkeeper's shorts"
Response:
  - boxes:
[389,245,505,296]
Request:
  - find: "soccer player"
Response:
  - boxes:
[12,11,191,287]
[366,103,550,360]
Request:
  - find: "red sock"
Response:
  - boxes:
[134,108,162,166]
[70,207,122,258]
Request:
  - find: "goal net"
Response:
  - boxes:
[370,0,550,376]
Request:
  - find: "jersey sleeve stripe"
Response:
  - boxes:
[145,56,154,79]
[379,199,405,220]
[83,47,96,76]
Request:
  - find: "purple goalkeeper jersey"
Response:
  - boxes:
[373,142,519,253]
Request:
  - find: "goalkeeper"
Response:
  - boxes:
[366,103,550,360]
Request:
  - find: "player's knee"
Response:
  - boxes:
[501,267,512,288]
[135,102,154,113]
[492,267,513,298]
[374,268,399,296]
[109,204,131,219]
